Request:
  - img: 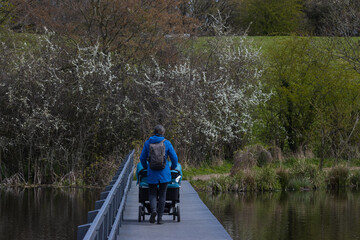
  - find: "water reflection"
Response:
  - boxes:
[199,191,360,240]
[0,187,101,240]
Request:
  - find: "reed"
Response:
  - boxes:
[325,165,349,189]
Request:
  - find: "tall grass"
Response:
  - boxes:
[349,170,360,189]
[276,167,290,191]
[325,165,349,189]
[189,157,360,193]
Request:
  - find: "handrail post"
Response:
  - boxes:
[77,149,134,240]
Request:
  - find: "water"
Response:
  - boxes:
[199,191,360,240]
[0,187,101,240]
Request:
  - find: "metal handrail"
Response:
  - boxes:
[77,149,134,240]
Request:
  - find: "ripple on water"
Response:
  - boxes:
[199,190,360,240]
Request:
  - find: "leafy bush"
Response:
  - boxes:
[276,167,290,191]
[0,21,269,184]
[231,145,273,174]
[255,167,279,191]
[349,170,360,189]
[82,156,118,186]
[326,165,349,189]
[242,170,257,192]
[288,177,313,191]
[290,159,323,189]
[238,0,304,35]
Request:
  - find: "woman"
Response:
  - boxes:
[139,125,178,224]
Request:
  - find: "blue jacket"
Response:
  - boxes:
[140,134,178,184]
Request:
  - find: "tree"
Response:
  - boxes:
[303,0,332,35]
[9,0,196,60]
[236,0,304,35]
[0,0,17,26]
[321,0,360,74]
[181,0,242,35]
[259,37,360,168]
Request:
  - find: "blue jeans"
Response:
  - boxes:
[148,182,168,219]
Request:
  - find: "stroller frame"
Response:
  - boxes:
[137,169,181,222]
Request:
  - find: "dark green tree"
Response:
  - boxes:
[235,0,304,35]
[0,0,15,26]
[258,37,360,168]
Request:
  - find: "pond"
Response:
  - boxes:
[0,187,101,240]
[199,190,360,240]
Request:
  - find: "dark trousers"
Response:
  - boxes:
[148,182,168,218]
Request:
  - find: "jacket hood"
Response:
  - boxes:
[149,134,165,144]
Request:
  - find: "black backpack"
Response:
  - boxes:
[148,139,166,170]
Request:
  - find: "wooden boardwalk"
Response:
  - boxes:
[117,181,232,240]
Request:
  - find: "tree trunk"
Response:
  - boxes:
[0,149,2,182]
[319,128,325,170]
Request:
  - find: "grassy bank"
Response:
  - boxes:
[182,160,233,180]
[189,158,360,193]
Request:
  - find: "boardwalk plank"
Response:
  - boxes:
[117,181,232,240]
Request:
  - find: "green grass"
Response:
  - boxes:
[182,160,233,180]
[188,157,360,193]
[192,36,294,55]
[183,157,360,181]
[271,157,360,169]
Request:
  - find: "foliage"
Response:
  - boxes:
[242,170,257,191]
[0,16,268,184]
[325,165,349,189]
[235,0,304,35]
[189,153,360,193]
[0,0,14,26]
[257,37,360,166]
[8,0,196,61]
[129,18,269,164]
[288,176,317,190]
[231,144,273,174]
[182,161,233,180]
[82,156,117,186]
[303,0,333,35]
[182,0,242,35]
[349,170,360,189]
[209,176,234,192]
[255,166,280,191]
[0,32,134,184]
[290,159,324,189]
[276,167,290,191]
[206,166,279,193]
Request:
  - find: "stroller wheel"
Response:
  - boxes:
[173,207,176,220]
[138,206,142,222]
[177,206,180,222]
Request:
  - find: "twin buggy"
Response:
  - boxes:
[136,162,182,222]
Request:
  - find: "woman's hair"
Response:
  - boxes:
[153,124,165,135]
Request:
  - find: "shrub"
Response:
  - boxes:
[326,165,349,189]
[290,159,323,189]
[243,170,256,191]
[349,170,360,189]
[255,167,279,191]
[231,151,256,174]
[1,173,26,186]
[231,145,273,175]
[257,149,273,167]
[82,156,117,186]
[208,176,235,193]
[276,167,290,191]
[288,177,313,191]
